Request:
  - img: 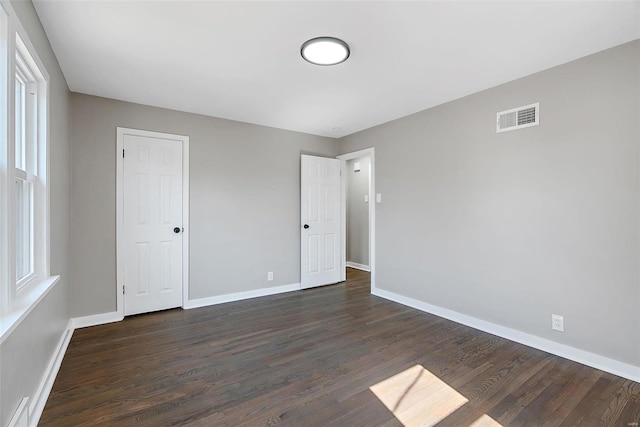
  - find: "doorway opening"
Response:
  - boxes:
[338,148,375,292]
[345,156,371,271]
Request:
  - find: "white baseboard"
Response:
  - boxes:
[29,320,74,427]
[346,262,371,272]
[73,283,304,323]
[372,288,640,383]
[72,311,123,329]
[8,397,29,427]
[184,283,300,309]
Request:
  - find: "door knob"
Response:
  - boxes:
[173,227,181,234]
[303,224,310,229]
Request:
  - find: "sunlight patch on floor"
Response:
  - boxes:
[369,364,468,426]
[469,414,504,426]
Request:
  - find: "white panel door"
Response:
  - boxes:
[123,134,183,315]
[301,155,341,289]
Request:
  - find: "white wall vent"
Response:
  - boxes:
[7,397,29,427]
[496,103,539,133]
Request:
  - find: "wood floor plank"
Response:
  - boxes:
[39,268,639,426]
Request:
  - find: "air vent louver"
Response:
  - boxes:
[497,103,539,133]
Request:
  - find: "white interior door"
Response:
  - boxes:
[301,155,341,289]
[123,133,183,315]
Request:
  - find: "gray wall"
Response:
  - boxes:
[0,1,71,426]
[338,40,640,367]
[347,157,370,266]
[70,94,337,317]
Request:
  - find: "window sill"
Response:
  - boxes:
[0,275,60,345]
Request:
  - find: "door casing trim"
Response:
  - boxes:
[116,127,190,318]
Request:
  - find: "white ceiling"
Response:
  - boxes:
[34,1,640,138]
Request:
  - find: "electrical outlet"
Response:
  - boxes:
[267,272,273,281]
[552,314,564,332]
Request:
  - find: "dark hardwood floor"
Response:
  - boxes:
[40,268,640,426]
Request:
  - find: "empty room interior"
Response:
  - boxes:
[1,1,640,426]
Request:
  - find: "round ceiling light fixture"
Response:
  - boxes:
[301,37,350,66]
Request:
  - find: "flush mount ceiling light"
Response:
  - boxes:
[301,37,350,66]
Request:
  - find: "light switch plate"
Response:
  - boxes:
[364,194,369,203]
[376,193,382,203]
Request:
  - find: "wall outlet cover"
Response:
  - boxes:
[552,314,564,332]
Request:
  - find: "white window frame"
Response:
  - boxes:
[0,0,58,343]
[14,49,38,290]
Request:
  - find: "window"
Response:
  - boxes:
[14,45,38,288]
[11,35,45,292]
[0,0,55,339]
